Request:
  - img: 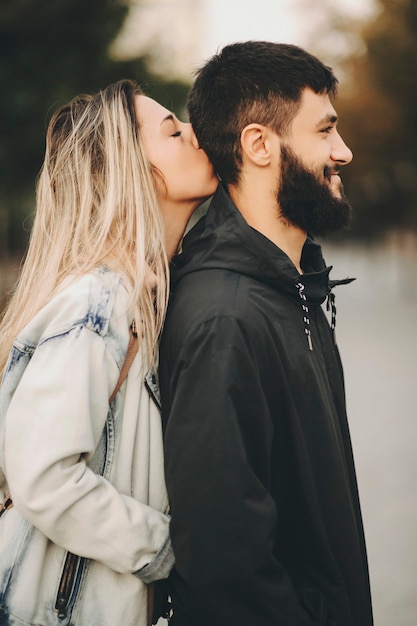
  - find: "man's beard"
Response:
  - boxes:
[277,145,352,237]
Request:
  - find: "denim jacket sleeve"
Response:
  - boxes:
[4,323,171,576]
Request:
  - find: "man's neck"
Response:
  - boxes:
[228,182,306,274]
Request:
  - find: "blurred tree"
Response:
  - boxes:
[0,0,189,257]
[336,0,417,238]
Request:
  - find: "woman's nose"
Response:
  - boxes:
[188,124,200,150]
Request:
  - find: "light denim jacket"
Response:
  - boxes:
[0,267,173,626]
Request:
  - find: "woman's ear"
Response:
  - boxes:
[240,124,278,167]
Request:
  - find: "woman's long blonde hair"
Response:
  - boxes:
[0,80,169,375]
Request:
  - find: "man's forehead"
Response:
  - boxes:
[294,88,338,125]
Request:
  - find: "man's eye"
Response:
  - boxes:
[321,126,332,134]
[171,130,182,137]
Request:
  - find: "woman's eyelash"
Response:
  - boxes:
[171,130,182,137]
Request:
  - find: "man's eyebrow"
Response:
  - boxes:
[160,113,175,126]
[316,113,338,127]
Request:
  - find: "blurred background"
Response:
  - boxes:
[1,1,416,624]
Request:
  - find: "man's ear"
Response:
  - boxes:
[240,123,278,167]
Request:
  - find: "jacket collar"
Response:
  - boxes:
[175,184,354,307]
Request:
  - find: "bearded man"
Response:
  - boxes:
[159,41,374,626]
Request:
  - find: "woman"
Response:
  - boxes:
[0,80,218,626]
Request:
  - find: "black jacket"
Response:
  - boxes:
[159,184,373,626]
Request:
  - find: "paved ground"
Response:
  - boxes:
[325,236,417,626]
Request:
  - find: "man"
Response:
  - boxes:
[159,42,373,626]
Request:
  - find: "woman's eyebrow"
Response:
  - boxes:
[160,113,175,126]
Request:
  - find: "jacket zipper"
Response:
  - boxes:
[0,495,83,620]
[0,493,13,518]
[55,551,84,619]
[144,373,161,410]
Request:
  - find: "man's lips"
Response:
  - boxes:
[322,166,343,197]
[324,165,340,182]
[330,174,343,198]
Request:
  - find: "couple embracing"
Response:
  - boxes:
[0,42,373,626]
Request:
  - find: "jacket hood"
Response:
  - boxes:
[173,184,353,310]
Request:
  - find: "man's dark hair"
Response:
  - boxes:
[188,41,338,186]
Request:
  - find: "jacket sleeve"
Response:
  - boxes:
[160,314,316,626]
[4,325,172,579]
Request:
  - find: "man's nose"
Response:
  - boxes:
[331,133,353,165]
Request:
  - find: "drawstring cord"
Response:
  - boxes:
[296,283,339,350]
[296,282,313,351]
[326,292,337,344]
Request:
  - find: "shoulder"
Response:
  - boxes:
[171,268,248,318]
[169,267,277,333]
[163,269,270,363]
[17,267,130,350]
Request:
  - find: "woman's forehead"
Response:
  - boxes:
[134,94,171,127]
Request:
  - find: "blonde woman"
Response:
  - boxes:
[0,79,218,626]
